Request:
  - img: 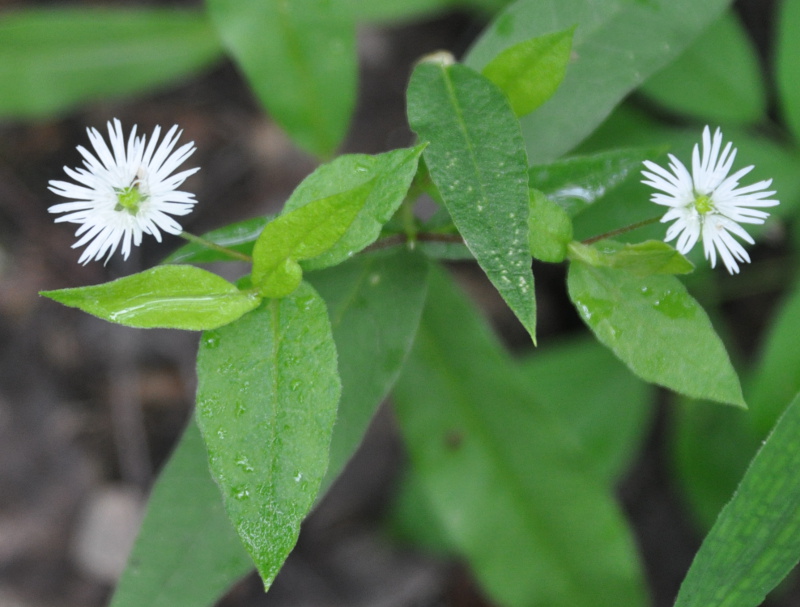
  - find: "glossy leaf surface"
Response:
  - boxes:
[207,0,356,157]
[41,265,261,330]
[195,283,340,588]
[567,261,744,407]
[283,146,426,270]
[407,60,536,340]
[0,8,221,118]
[251,186,369,298]
[640,12,765,124]
[466,0,731,162]
[674,393,800,607]
[393,267,647,607]
[109,419,251,607]
[528,147,661,218]
[482,27,573,116]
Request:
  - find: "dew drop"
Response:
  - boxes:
[232,487,250,501]
[235,455,255,473]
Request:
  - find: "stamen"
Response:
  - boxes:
[694,193,714,215]
[114,183,147,214]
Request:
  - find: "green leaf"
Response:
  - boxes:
[40,265,261,330]
[164,216,271,264]
[109,418,251,607]
[671,398,758,530]
[528,189,573,262]
[482,27,574,116]
[393,267,647,607]
[307,249,430,488]
[407,60,536,341]
[111,250,429,607]
[567,261,744,407]
[0,8,222,119]
[332,0,454,22]
[466,0,732,162]
[747,279,800,437]
[674,392,800,607]
[206,0,356,157]
[568,240,694,276]
[195,283,340,589]
[528,147,663,218]
[283,145,426,270]
[250,185,369,298]
[777,0,800,144]
[639,12,765,125]
[518,337,653,484]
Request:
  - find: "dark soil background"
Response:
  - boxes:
[0,1,791,606]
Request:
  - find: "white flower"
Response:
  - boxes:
[641,126,778,274]
[48,118,199,264]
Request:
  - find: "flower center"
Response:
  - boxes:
[693,193,714,215]
[114,182,147,214]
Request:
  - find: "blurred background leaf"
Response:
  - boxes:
[639,11,766,125]
[0,8,222,119]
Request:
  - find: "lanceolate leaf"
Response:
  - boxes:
[109,419,251,607]
[674,392,800,607]
[0,8,222,119]
[482,27,574,117]
[195,283,340,589]
[528,147,662,218]
[283,146,426,270]
[206,0,356,157]
[41,265,261,330]
[393,267,647,607]
[466,0,731,162]
[407,60,536,340]
[251,185,369,298]
[567,261,744,407]
[110,250,430,607]
[308,249,430,487]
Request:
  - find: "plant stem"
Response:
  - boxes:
[582,216,662,245]
[179,231,253,262]
[365,231,465,253]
